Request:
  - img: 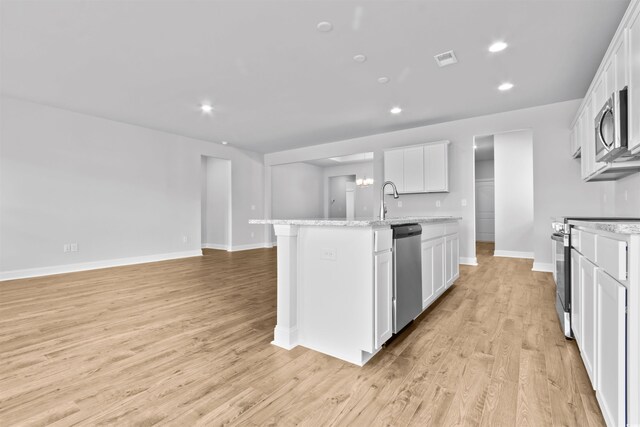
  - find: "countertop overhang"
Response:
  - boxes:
[249,216,461,227]
[568,219,640,234]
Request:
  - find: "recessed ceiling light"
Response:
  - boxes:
[200,104,213,113]
[353,54,367,63]
[221,141,228,145]
[434,50,458,67]
[489,41,508,53]
[498,82,514,91]
[316,21,333,32]
[377,77,390,84]
[390,106,402,114]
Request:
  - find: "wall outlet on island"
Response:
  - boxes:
[321,248,337,261]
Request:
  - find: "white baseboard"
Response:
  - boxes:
[229,243,275,252]
[532,262,554,273]
[0,250,203,282]
[460,257,478,266]
[494,250,534,259]
[202,243,230,250]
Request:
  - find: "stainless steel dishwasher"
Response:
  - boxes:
[392,224,423,333]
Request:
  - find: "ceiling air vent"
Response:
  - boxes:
[434,50,458,67]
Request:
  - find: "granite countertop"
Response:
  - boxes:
[568,219,640,234]
[249,216,461,227]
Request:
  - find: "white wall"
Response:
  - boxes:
[0,97,266,279]
[264,99,612,268]
[612,173,640,216]
[271,162,324,220]
[475,160,495,180]
[494,130,534,257]
[322,161,375,218]
[201,157,231,249]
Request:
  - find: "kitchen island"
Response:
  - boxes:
[249,216,461,365]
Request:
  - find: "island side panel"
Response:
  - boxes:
[297,226,376,365]
[271,224,299,350]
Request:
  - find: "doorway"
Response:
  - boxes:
[201,156,232,251]
[474,135,495,243]
[328,174,356,219]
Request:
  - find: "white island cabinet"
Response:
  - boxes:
[249,216,461,366]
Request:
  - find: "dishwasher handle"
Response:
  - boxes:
[392,224,422,239]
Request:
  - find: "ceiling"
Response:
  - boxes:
[0,0,629,153]
[475,135,495,161]
[306,152,374,167]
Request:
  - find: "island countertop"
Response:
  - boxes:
[249,216,461,227]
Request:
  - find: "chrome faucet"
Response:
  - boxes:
[380,181,400,220]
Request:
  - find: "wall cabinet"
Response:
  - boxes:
[374,248,393,349]
[571,0,640,180]
[421,237,445,309]
[580,255,598,388]
[384,141,449,194]
[629,4,640,154]
[596,269,627,427]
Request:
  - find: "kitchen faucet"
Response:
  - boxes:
[379,181,400,220]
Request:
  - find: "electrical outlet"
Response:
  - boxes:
[397,201,403,207]
[436,200,441,208]
[251,205,256,211]
[63,244,71,253]
[461,199,467,207]
[70,243,78,252]
[363,206,367,211]
[625,190,629,201]
[182,235,188,243]
[251,232,255,238]
[321,248,337,261]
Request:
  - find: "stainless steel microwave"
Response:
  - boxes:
[595,87,629,162]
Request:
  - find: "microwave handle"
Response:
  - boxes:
[598,107,613,149]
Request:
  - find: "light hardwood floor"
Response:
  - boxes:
[0,242,604,426]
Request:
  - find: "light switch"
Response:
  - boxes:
[461,199,467,207]
[321,248,337,261]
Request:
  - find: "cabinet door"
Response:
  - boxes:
[384,149,404,193]
[579,109,590,180]
[628,5,640,153]
[374,250,393,348]
[422,238,445,309]
[445,234,460,287]
[596,270,626,427]
[580,256,598,387]
[570,126,579,157]
[571,249,582,345]
[613,30,628,93]
[424,143,448,192]
[403,146,424,193]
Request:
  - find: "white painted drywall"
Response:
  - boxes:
[0,96,265,277]
[612,173,640,216]
[264,99,612,267]
[201,157,231,248]
[494,130,534,256]
[475,160,495,180]
[322,161,375,218]
[271,162,324,220]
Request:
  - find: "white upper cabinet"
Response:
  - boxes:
[629,4,640,154]
[383,149,404,194]
[384,141,449,194]
[571,0,640,180]
[424,142,449,192]
[403,146,424,193]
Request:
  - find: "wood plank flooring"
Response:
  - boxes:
[0,242,604,426]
